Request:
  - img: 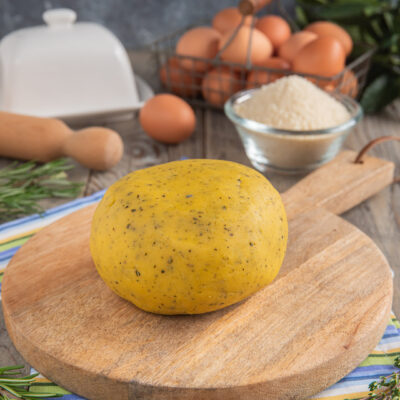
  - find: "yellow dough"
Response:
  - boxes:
[90,159,288,315]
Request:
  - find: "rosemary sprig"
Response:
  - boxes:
[346,356,400,400]
[0,159,82,223]
[0,365,63,399]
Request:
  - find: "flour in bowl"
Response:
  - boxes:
[234,75,350,131]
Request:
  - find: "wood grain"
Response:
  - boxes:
[282,150,394,220]
[1,153,394,400]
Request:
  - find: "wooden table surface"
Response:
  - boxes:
[1,51,400,376]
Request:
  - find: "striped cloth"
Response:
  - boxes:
[0,190,399,400]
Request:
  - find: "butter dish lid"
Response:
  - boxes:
[0,8,152,121]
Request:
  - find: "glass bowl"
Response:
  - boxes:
[224,89,363,174]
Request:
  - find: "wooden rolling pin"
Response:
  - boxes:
[0,112,124,170]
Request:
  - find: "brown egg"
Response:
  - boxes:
[306,77,334,90]
[176,27,221,72]
[278,31,317,62]
[139,94,196,144]
[255,16,291,50]
[305,21,353,56]
[322,70,358,97]
[292,36,346,77]
[322,83,336,93]
[212,7,253,34]
[219,26,273,66]
[246,57,291,88]
[160,58,201,97]
[202,68,244,106]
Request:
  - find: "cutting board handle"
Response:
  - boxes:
[282,150,395,220]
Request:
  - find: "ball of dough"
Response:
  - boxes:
[90,160,288,315]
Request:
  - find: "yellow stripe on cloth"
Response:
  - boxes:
[369,347,400,355]
[314,391,369,400]
[0,228,40,247]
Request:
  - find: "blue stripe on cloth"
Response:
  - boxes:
[340,372,398,383]
[379,336,400,345]
[0,190,105,233]
[380,324,399,337]
[383,332,400,339]
[385,324,400,333]
[0,247,18,262]
[345,365,399,377]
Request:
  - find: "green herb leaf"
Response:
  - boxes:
[0,159,82,223]
[360,74,400,112]
[0,365,64,400]
[295,6,309,26]
[320,4,368,19]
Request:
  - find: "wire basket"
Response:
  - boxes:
[151,18,375,109]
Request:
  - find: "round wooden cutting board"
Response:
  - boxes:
[1,152,394,400]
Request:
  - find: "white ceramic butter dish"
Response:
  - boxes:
[0,8,153,122]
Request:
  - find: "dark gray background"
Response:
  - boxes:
[0,0,294,49]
